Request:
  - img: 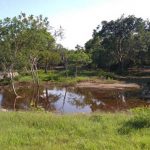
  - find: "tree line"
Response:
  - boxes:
[0,13,150,79]
[0,13,91,80]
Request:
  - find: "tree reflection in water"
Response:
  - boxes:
[0,84,149,112]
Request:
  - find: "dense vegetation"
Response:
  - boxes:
[0,13,150,81]
[0,13,91,79]
[0,108,149,150]
[85,15,150,72]
[85,16,150,72]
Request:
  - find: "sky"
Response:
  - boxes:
[0,0,150,49]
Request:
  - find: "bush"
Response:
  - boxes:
[0,78,11,85]
[97,69,115,79]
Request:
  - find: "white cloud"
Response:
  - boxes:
[50,0,150,49]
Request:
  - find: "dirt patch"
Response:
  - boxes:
[76,81,140,90]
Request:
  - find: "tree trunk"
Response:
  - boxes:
[117,38,124,73]
[45,88,49,110]
[75,66,78,77]
[9,66,18,97]
[44,60,48,74]
[35,86,40,108]
[65,62,68,77]
[34,63,40,86]
[31,64,36,84]
[24,67,29,74]
[120,61,124,73]
[119,55,124,73]
[30,56,40,86]
[13,97,17,111]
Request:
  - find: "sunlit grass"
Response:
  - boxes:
[0,108,149,150]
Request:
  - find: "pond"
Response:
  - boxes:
[0,83,149,113]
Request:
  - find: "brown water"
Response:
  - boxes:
[0,84,149,113]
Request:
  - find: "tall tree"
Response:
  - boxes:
[85,15,150,72]
[0,13,56,86]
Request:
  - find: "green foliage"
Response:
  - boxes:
[15,69,118,85]
[0,13,56,73]
[85,15,150,72]
[37,70,90,85]
[68,50,91,66]
[1,13,150,79]
[97,70,116,79]
[68,50,91,76]
[39,50,61,72]
[17,75,32,82]
[0,78,11,86]
[38,70,59,81]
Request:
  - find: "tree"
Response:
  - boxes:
[56,44,69,77]
[85,36,111,69]
[0,15,27,96]
[0,13,56,86]
[85,15,150,72]
[68,50,91,77]
[39,50,61,73]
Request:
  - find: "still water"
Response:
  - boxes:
[0,84,149,113]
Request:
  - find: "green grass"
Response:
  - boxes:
[0,108,150,150]
[15,70,90,84]
[0,69,118,86]
[14,69,117,86]
[17,75,33,82]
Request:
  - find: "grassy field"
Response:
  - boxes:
[0,108,149,150]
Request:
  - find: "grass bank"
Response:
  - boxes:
[15,69,118,86]
[0,108,149,150]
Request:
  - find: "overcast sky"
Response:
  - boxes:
[0,0,150,49]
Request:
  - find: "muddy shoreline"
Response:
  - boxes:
[76,81,140,90]
[0,79,141,92]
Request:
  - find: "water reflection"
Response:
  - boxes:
[0,84,149,113]
[40,88,90,113]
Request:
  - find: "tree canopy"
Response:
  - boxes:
[85,15,150,72]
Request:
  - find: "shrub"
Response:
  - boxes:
[97,69,115,79]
